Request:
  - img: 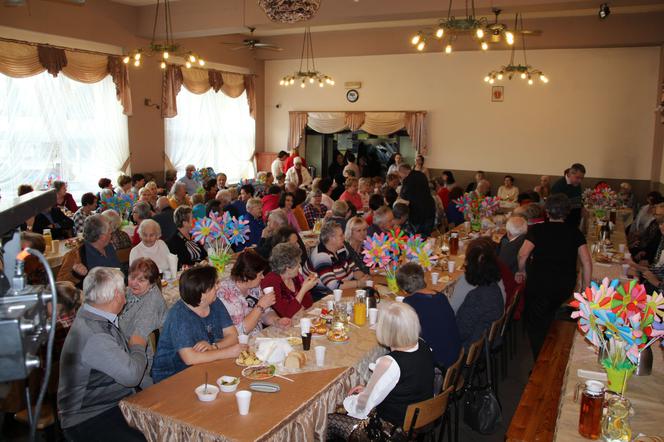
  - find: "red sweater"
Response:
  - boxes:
[260,272,313,318]
[261,194,281,221]
[284,155,306,172]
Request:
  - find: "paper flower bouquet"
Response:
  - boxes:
[190,210,250,274]
[570,278,664,392]
[582,184,621,214]
[452,193,500,231]
[100,193,136,220]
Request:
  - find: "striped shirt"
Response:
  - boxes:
[305,243,358,290]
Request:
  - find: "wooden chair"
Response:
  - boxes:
[441,348,464,442]
[501,286,523,378]
[116,247,131,264]
[403,386,454,441]
[487,313,506,398]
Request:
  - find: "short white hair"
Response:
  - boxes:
[376,302,421,349]
[83,267,124,305]
[506,215,528,238]
[101,209,121,231]
[186,164,196,171]
[138,219,161,239]
[216,189,231,205]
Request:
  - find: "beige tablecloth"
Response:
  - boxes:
[553,332,664,441]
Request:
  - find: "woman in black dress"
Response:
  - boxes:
[516,193,592,359]
[166,206,207,269]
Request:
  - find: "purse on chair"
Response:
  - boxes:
[462,340,503,434]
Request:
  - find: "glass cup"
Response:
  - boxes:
[302,332,312,351]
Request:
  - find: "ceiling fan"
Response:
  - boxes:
[486,8,542,44]
[220,27,283,52]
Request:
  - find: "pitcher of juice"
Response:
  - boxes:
[353,292,366,326]
[574,380,605,439]
[601,394,632,442]
[449,232,459,256]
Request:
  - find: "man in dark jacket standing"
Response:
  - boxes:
[398,164,435,237]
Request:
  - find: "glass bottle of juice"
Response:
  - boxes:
[354,293,367,326]
[43,229,53,254]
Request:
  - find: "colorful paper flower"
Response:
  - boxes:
[362,233,392,269]
[404,236,438,271]
[191,217,221,244]
[223,214,250,246]
[611,279,647,321]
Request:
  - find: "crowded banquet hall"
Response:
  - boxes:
[2,0,664,441]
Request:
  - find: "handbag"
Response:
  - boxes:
[462,340,503,434]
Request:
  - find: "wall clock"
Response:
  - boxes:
[346,89,359,103]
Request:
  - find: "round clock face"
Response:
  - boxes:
[346,89,359,103]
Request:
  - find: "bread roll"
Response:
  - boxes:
[284,351,306,369]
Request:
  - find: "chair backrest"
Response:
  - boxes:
[465,332,486,367]
[148,329,161,353]
[442,347,465,392]
[403,386,454,435]
[488,312,506,345]
[501,286,523,336]
[116,247,131,264]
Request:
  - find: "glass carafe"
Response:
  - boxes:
[601,394,632,442]
[575,380,605,439]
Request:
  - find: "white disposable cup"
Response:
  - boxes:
[431,272,439,285]
[448,261,456,273]
[163,270,172,281]
[464,221,470,231]
[624,252,631,260]
[326,300,334,311]
[395,296,405,303]
[238,334,249,345]
[365,280,374,288]
[369,308,378,325]
[622,264,629,277]
[263,287,274,295]
[167,253,178,278]
[314,345,326,367]
[235,390,252,415]
[300,317,312,334]
[355,289,366,297]
[333,289,343,302]
[618,244,626,253]
[51,240,60,254]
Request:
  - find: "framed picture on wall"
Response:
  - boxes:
[491,86,504,102]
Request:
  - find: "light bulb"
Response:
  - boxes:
[290,78,295,85]
[445,44,452,54]
[325,78,331,84]
[133,59,140,67]
[505,31,515,45]
[309,77,314,84]
[520,72,527,79]
[489,78,495,84]
[411,34,421,45]
[528,78,533,85]
[189,54,196,63]
[300,82,305,88]
[436,28,444,38]
[540,75,549,83]
[484,76,490,82]
[330,80,335,85]
[497,73,503,80]
[476,28,484,39]
[185,61,192,69]
[160,61,166,69]
[123,56,130,64]
[163,51,169,59]
[319,81,324,88]
[481,41,488,51]
[134,52,141,61]
[198,59,205,66]
[417,41,425,51]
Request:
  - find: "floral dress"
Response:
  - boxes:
[216,279,272,335]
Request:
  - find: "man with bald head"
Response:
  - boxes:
[152,196,176,241]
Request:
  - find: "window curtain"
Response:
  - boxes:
[165,88,255,184]
[288,112,309,150]
[0,72,129,200]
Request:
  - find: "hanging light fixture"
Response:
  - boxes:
[280,27,333,88]
[122,0,205,69]
[484,13,549,85]
[258,0,321,23]
[409,0,489,54]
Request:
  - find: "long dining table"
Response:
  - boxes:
[119,249,467,442]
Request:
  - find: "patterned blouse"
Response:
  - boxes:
[110,229,132,250]
[216,279,272,336]
[303,203,327,229]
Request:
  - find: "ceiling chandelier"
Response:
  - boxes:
[258,0,321,24]
[280,27,334,88]
[484,14,548,85]
[122,0,205,69]
[410,0,493,54]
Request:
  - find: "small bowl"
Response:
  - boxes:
[216,376,240,393]
[195,384,220,402]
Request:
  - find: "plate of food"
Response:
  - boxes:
[327,328,349,343]
[242,364,276,381]
[287,336,303,346]
[311,318,328,335]
[236,350,262,367]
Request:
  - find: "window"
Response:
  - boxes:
[0,71,129,201]
[165,88,255,184]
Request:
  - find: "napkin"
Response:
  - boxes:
[256,339,293,364]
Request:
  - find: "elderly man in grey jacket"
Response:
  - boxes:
[58,267,147,441]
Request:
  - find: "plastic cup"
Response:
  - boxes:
[235,390,252,415]
[624,252,631,260]
[326,300,334,311]
[333,289,343,302]
[302,332,312,351]
[618,244,625,253]
[300,317,311,334]
[448,261,456,273]
[314,345,326,367]
[621,264,629,277]
[369,308,378,325]
[395,296,405,303]
[238,334,249,345]
[167,253,178,278]
[51,240,60,254]
[431,272,439,285]
[464,221,470,232]
[365,280,374,288]
[355,289,366,297]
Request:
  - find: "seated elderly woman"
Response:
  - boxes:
[58,267,147,441]
[218,249,292,335]
[168,181,192,209]
[303,190,328,229]
[497,215,528,274]
[260,243,318,318]
[397,262,461,370]
[344,216,370,274]
[152,266,243,382]
[306,221,368,295]
[327,302,434,440]
[118,258,167,384]
[101,209,133,250]
[452,238,505,350]
[58,215,120,287]
[257,208,308,262]
[166,206,208,269]
[129,219,171,273]
[53,180,79,213]
[130,200,153,246]
[627,206,664,293]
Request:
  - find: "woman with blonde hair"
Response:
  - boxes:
[344,216,370,274]
[327,302,434,440]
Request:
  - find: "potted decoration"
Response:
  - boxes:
[100,193,136,222]
[452,193,500,232]
[570,278,664,393]
[582,184,621,221]
[191,211,250,275]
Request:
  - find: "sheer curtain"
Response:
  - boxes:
[0,71,129,200]
[165,88,255,183]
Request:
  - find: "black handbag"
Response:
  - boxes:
[462,340,503,434]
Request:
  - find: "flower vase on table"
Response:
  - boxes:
[385,269,400,295]
[190,210,251,275]
[470,216,482,232]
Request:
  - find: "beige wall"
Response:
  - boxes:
[265,47,660,180]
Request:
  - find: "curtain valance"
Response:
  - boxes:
[288,111,428,154]
[0,40,133,116]
[161,65,256,119]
